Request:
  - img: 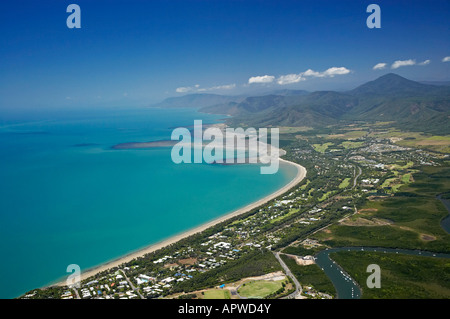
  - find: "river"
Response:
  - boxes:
[314,247,450,299]
[314,194,450,299]
[438,194,450,234]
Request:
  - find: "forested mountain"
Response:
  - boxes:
[152,74,450,134]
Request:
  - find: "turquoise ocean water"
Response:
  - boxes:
[0,107,296,299]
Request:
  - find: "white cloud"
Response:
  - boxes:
[418,59,431,66]
[176,83,235,93]
[277,73,305,85]
[442,56,450,62]
[303,69,323,77]
[176,86,194,93]
[391,59,416,69]
[276,66,351,85]
[373,62,387,70]
[323,67,351,77]
[302,67,351,78]
[248,75,275,84]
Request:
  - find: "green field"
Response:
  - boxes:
[318,191,335,202]
[279,126,313,134]
[330,251,450,299]
[391,183,403,192]
[201,289,231,299]
[341,141,364,149]
[369,130,450,153]
[313,165,450,253]
[339,178,351,189]
[381,177,397,188]
[300,179,310,190]
[238,280,285,299]
[312,142,333,153]
[398,135,450,154]
[270,208,299,224]
[326,130,367,140]
[401,173,412,183]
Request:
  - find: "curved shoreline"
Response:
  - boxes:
[53,158,307,287]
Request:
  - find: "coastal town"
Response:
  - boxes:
[20,123,449,299]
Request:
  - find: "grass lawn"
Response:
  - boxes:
[339,178,351,189]
[238,280,285,299]
[279,126,313,134]
[341,141,364,149]
[374,131,450,153]
[401,173,412,183]
[270,208,300,224]
[312,142,333,153]
[390,161,414,170]
[300,179,310,190]
[201,289,231,299]
[381,177,397,188]
[326,130,367,140]
[319,191,335,202]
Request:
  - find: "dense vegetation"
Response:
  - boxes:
[313,165,450,253]
[282,245,324,256]
[330,251,450,299]
[173,249,281,293]
[173,74,450,135]
[280,255,336,297]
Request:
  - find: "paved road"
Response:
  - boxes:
[121,269,145,299]
[72,288,80,299]
[235,284,248,299]
[273,252,302,299]
[352,166,362,189]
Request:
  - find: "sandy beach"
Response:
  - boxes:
[55,157,306,286]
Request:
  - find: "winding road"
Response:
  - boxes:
[273,252,302,299]
[352,165,362,189]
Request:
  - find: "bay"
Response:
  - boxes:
[0,107,296,298]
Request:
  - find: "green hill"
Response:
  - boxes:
[151,74,450,134]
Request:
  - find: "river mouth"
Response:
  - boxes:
[314,247,450,299]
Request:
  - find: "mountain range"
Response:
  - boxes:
[151,74,450,134]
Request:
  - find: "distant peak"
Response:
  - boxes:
[373,73,410,82]
[350,73,434,96]
[380,72,403,78]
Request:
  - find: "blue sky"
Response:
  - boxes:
[0,0,449,111]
